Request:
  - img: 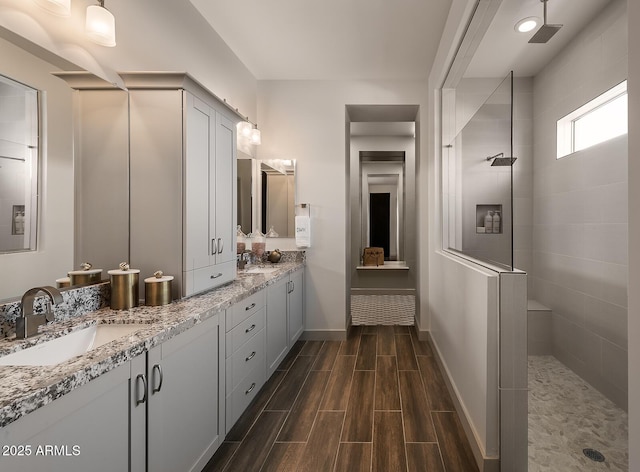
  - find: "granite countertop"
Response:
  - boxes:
[0,262,303,428]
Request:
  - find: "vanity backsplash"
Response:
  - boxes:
[0,283,110,339]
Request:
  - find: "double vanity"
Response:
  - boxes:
[0,261,304,472]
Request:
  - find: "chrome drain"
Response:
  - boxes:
[583,448,605,462]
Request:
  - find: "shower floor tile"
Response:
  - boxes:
[528,355,628,471]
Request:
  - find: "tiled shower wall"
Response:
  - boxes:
[531,0,628,409]
[450,77,533,274]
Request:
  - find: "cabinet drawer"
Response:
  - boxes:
[226,307,266,358]
[190,261,236,295]
[226,289,265,331]
[226,361,266,434]
[226,329,265,396]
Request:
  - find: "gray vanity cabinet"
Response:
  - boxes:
[266,276,289,378]
[145,313,224,472]
[56,72,239,300]
[225,290,267,433]
[266,267,305,378]
[126,76,238,299]
[0,362,131,472]
[288,267,305,346]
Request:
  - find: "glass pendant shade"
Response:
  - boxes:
[34,0,71,16]
[250,128,262,145]
[238,121,253,138]
[86,4,116,47]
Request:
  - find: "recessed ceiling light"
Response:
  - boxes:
[515,17,540,33]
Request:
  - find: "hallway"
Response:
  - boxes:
[204,325,479,472]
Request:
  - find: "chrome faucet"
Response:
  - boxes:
[16,286,63,339]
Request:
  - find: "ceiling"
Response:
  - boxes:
[188,0,453,81]
[466,0,613,78]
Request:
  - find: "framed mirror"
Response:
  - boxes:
[237,158,296,238]
[360,151,405,261]
[0,74,39,254]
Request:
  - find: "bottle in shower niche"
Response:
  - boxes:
[492,211,501,234]
[484,210,493,233]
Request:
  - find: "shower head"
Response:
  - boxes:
[486,153,517,166]
[529,0,563,44]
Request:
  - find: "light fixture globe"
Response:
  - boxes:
[250,128,262,145]
[238,121,253,138]
[34,0,71,17]
[86,3,116,47]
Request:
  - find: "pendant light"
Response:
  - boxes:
[250,127,262,145]
[86,0,116,47]
[34,0,71,16]
[238,120,253,139]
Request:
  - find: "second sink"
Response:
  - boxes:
[244,267,278,274]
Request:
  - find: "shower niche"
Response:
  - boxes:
[476,204,502,234]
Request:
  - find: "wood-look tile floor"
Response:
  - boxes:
[203,325,479,472]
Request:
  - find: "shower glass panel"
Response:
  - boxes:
[442,72,514,270]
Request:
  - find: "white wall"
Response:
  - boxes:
[424,0,505,465]
[0,0,257,119]
[0,37,73,301]
[257,80,427,335]
[430,253,500,459]
[627,0,639,469]
[531,0,628,409]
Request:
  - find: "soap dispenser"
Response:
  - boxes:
[484,211,494,234]
[492,211,501,234]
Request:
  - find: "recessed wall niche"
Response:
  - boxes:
[476,204,503,234]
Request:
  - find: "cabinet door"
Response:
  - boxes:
[130,354,147,472]
[288,269,304,346]
[185,93,214,272]
[213,112,236,266]
[266,277,289,377]
[0,364,130,472]
[147,315,222,472]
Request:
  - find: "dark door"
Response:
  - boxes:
[369,192,390,259]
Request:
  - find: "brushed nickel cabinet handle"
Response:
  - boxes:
[245,302,256,311]
[135,374,147,406]
[218,238,224,254]
[245,323,256,333]
[211,273,223,279]
[152,364,163,394]
[245,351,256,362]
[245,382,256,395]
[211,238,217,255]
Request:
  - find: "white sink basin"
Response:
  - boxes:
[245,267,278,274]
[0,324,146,366]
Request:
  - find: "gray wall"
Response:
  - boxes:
[531,0,628,409]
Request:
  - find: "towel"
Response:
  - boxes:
[295,215,311,248]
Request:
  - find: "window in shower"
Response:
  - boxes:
[557,80,628,158]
